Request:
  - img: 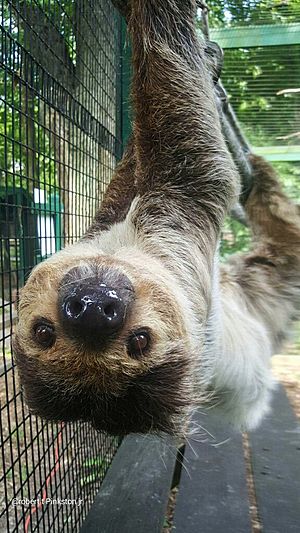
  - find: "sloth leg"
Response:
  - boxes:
[245,155,300,267]
[226,155,300,352]
[84,137,137,236]
[128,0,239,242]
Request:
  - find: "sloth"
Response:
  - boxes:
[14,0,300,436]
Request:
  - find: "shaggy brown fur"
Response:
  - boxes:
[14,1,300,436]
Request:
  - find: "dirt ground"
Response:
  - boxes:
[272,354,300,417]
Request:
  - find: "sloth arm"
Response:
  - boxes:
[128,0,239,242]
[85,2,240,322]
[87,1,239,254]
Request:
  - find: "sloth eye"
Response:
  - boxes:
[34,323,56,348]
[127,330,150,358]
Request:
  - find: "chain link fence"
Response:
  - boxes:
[0,1,125,531]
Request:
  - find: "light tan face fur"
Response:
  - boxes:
[14,249,194,435]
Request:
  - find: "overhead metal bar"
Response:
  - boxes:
[209,23,300,49]
[253,146,300,162]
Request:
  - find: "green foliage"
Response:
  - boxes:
[221,45,300,142]
[204,1,300,146]
[203,0,300,257]
[273,161,300,200]
[0,1,74,192]
[208,0,300,28]
[80,456,112,487]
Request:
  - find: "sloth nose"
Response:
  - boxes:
[58,269,134,346]
[63,288,126,335]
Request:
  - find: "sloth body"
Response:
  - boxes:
[14,0,300,436]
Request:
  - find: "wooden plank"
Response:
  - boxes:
[173,412,252,533]
[209,23,300,49]
[80,434,177,533]
[249,385,300,533]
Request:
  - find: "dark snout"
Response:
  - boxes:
[58,266,134,346]
[63,286,126,334]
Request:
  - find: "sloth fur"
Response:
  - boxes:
[14,0,300,436]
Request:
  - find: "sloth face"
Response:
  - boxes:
[13,248,194,436]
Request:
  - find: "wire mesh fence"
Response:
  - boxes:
[208,1,300,148]
[208,0,300,28]
[1,0,300,531]
[0,1,124,531]
[207,1,300,255]
[221,44,300,146]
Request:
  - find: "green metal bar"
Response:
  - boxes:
[121,18,132,147]
[116,13,124,159]
[209,24,300,49]
[253,145,300,162]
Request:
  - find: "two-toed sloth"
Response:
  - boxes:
[14,0,300,436]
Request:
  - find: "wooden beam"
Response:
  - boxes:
[249,385,300,533]
[173,411,252,533]
[80,434,177,533]
[209,23,300,49]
